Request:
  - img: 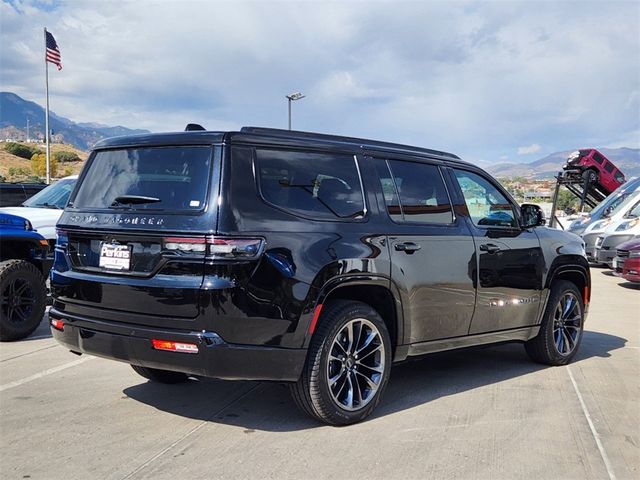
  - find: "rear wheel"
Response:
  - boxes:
[525,280,584,365]
[0,260,46,342]
[290,300,392,425]
[130,365,190,384]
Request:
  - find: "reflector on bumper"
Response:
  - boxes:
[151,339,199,354]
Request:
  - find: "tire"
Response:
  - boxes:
[290,300,392,425]
[525,280,584,366]
[582,169,598,185]
[0,260,46,342]
[131,365,190,384]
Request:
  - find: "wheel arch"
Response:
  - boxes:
[305,276,405,360]
[545,257,591,307]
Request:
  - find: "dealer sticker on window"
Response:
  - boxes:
[99,243,131,270]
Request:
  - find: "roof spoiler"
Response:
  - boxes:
[185,123,206,131]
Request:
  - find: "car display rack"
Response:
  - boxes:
[548,170,606,228]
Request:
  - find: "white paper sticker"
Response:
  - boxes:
[189,200,200,207]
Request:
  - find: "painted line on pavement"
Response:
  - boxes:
[567,365,616,480]
[1,344,57,363]
[0,357,92,392]
[121,383,262,480]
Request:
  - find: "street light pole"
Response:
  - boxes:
[285,92,305,130]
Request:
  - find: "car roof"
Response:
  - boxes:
[91,127,473,166]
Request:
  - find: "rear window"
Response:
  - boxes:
[615,171,625,183]
[256,149,365,220]
[71,146,213,212]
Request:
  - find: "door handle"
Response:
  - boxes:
[394,242,422,254]
[479,243,501,254]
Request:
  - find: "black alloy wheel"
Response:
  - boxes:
[525,280,584,365]
[0,260,46,341]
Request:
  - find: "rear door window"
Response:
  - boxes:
[256,149,365,220]
[604,162,615,173]
[71,146,213,212]
[378,159,453,224]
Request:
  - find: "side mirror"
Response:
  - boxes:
[521,203,545,228]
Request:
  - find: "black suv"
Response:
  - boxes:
[51,127,590,425]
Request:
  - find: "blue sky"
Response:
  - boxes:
[1,0,638,164]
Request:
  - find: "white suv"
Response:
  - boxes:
[0,175,78,245]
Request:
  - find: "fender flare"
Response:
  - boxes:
[302,274,405,351]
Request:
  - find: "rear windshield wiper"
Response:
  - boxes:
[111,195,161,208]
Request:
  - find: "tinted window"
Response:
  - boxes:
[72,147,212,211]
[23,178,76,209]
[592,152,605,164]
[379,160,453,224]
[453,169,517,228]
[257,149,364,220]
[604,162,615,173]
[614,171,624,183]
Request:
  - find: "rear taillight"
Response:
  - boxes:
[151,339,199,354]
[207,237,264,259]
[163,236,264,259]
[163,237,207,253]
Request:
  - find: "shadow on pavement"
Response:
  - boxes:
[618,281,640,290]
[123,330,626,432]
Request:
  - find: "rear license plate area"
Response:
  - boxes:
[99,243,131,270]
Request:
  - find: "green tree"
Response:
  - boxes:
[30,153,58,177]
[5,142,40,159]
[54,151,81,163]
[556,188,579,211]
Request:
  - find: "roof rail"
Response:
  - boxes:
[239,126,459,159]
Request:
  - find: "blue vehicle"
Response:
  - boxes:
[568,177,640,236]
[0,213,51,341]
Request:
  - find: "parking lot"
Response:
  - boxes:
[0,269,637,480]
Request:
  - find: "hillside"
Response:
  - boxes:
[0,91,149,150]
[487,147,640,179]
[0,142,87,181]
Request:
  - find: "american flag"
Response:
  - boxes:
[45,31,62,70]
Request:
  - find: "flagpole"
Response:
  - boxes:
[44,27,51,185]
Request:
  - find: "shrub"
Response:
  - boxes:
[5,142,40,160]
[54,150,81,163]
[30,153,58,177]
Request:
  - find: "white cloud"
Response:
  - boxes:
[0,0,638,163]
[517,144,542,155]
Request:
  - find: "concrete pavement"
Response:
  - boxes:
[0,269,638,479]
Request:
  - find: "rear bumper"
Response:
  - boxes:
[49,308,306,382]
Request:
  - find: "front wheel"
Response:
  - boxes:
[290,300,392,425]
[525,280,584,365]
[582,169,598,185]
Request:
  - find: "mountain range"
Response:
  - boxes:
[1,91,638,179]
[486,147,640,180]
[0,91,149,150]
